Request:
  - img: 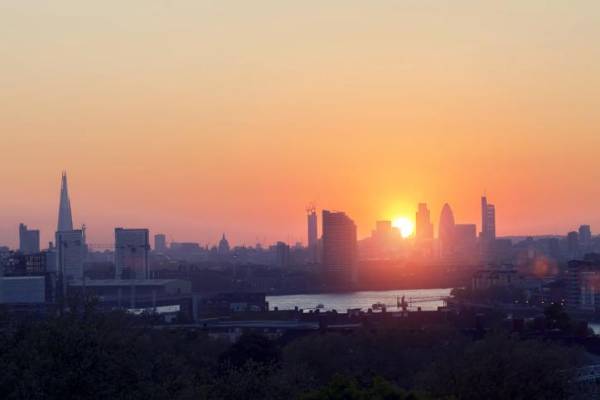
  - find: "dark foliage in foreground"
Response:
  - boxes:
[0,307,582,400]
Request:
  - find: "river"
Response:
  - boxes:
[267,288,452,312]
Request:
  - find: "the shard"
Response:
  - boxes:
[57,171,73,232]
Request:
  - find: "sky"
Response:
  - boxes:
[1,1,600,248]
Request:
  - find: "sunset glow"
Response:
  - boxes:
[392,217,414,239]
[1,1,600,248]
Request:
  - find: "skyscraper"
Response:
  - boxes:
[57,172,74,232]
[275,241,291,268]
[154,234,167,253]
[307,206,318,263]
[55,171,84,284]
[115,228,150,279]
[480,196,496,241]
[322,210,357,284]
[579,225,592,252]
[438,203,455,258]
[480,195,496,258]
[218,234,230,255]
[567,231,580,259]
[415,203,434,242]
[19,223,40,255]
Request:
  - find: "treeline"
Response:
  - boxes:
[0,306,584,399]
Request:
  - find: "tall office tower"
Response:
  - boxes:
[322,210,357,284]
[275,241,291,268]
[480,196,496,258]
[56,229,85,281]
[480,196,496,241]
[438,204,455,258]
[567,231,580,259]
[579,225,592,252]
[154,234,167,253]
[57,172,74,232]
[115,228,150,279]
[307,206,318,263]
[415,203,434,242]
[19,223,40,254]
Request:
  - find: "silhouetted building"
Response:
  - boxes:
[472,264,520,290]
[579,225,592,253]
[115,228,150,279]
[0,276,48,304]
[567,231,580,259]
[491,239,513,262]
[19,223,40,255]
[454,224,477,254]
[67,279,191,309]
[360,220,404,260]
[56,229,85,281]
[197,292,268,316]
[25,252,48,275]
[438,204,455,258]
[307,207,318,263]
[538,237,561,260]
[154,234,167,253]
[170,242,202,252]
[376,220,392,235]
[218,234,230,255]
[415,203,434,242]
[566,257,600,311]
[322,210,357,284]
[57,172,74,232]
[1,251,49,276]
[480,196,496,258]
[275,241,291,268]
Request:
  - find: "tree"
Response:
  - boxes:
[420,334,580,400]
[544,303,572,332]
[300,375,426,400]
[220,332,281,367]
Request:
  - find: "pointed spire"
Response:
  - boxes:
[57,171,74,232]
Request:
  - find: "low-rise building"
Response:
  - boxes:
[0,276,50,304]
[197,292,269,316]
[472,264,520,290]
[567,257,600,311]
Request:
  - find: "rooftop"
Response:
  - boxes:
[68,279,187,287]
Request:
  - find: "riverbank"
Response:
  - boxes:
[267,288,452,312]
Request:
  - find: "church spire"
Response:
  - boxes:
[57,171,74,232]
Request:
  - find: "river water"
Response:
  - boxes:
[267,288,452,312]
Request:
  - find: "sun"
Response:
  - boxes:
[392,217,414,238]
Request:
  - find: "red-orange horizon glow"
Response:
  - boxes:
[392,217,414,239]
[1,2,600,248]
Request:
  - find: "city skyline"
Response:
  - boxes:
[0,171,595,249]
[3,3,600,398]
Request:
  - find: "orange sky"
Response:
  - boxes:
[1,1,600,248]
